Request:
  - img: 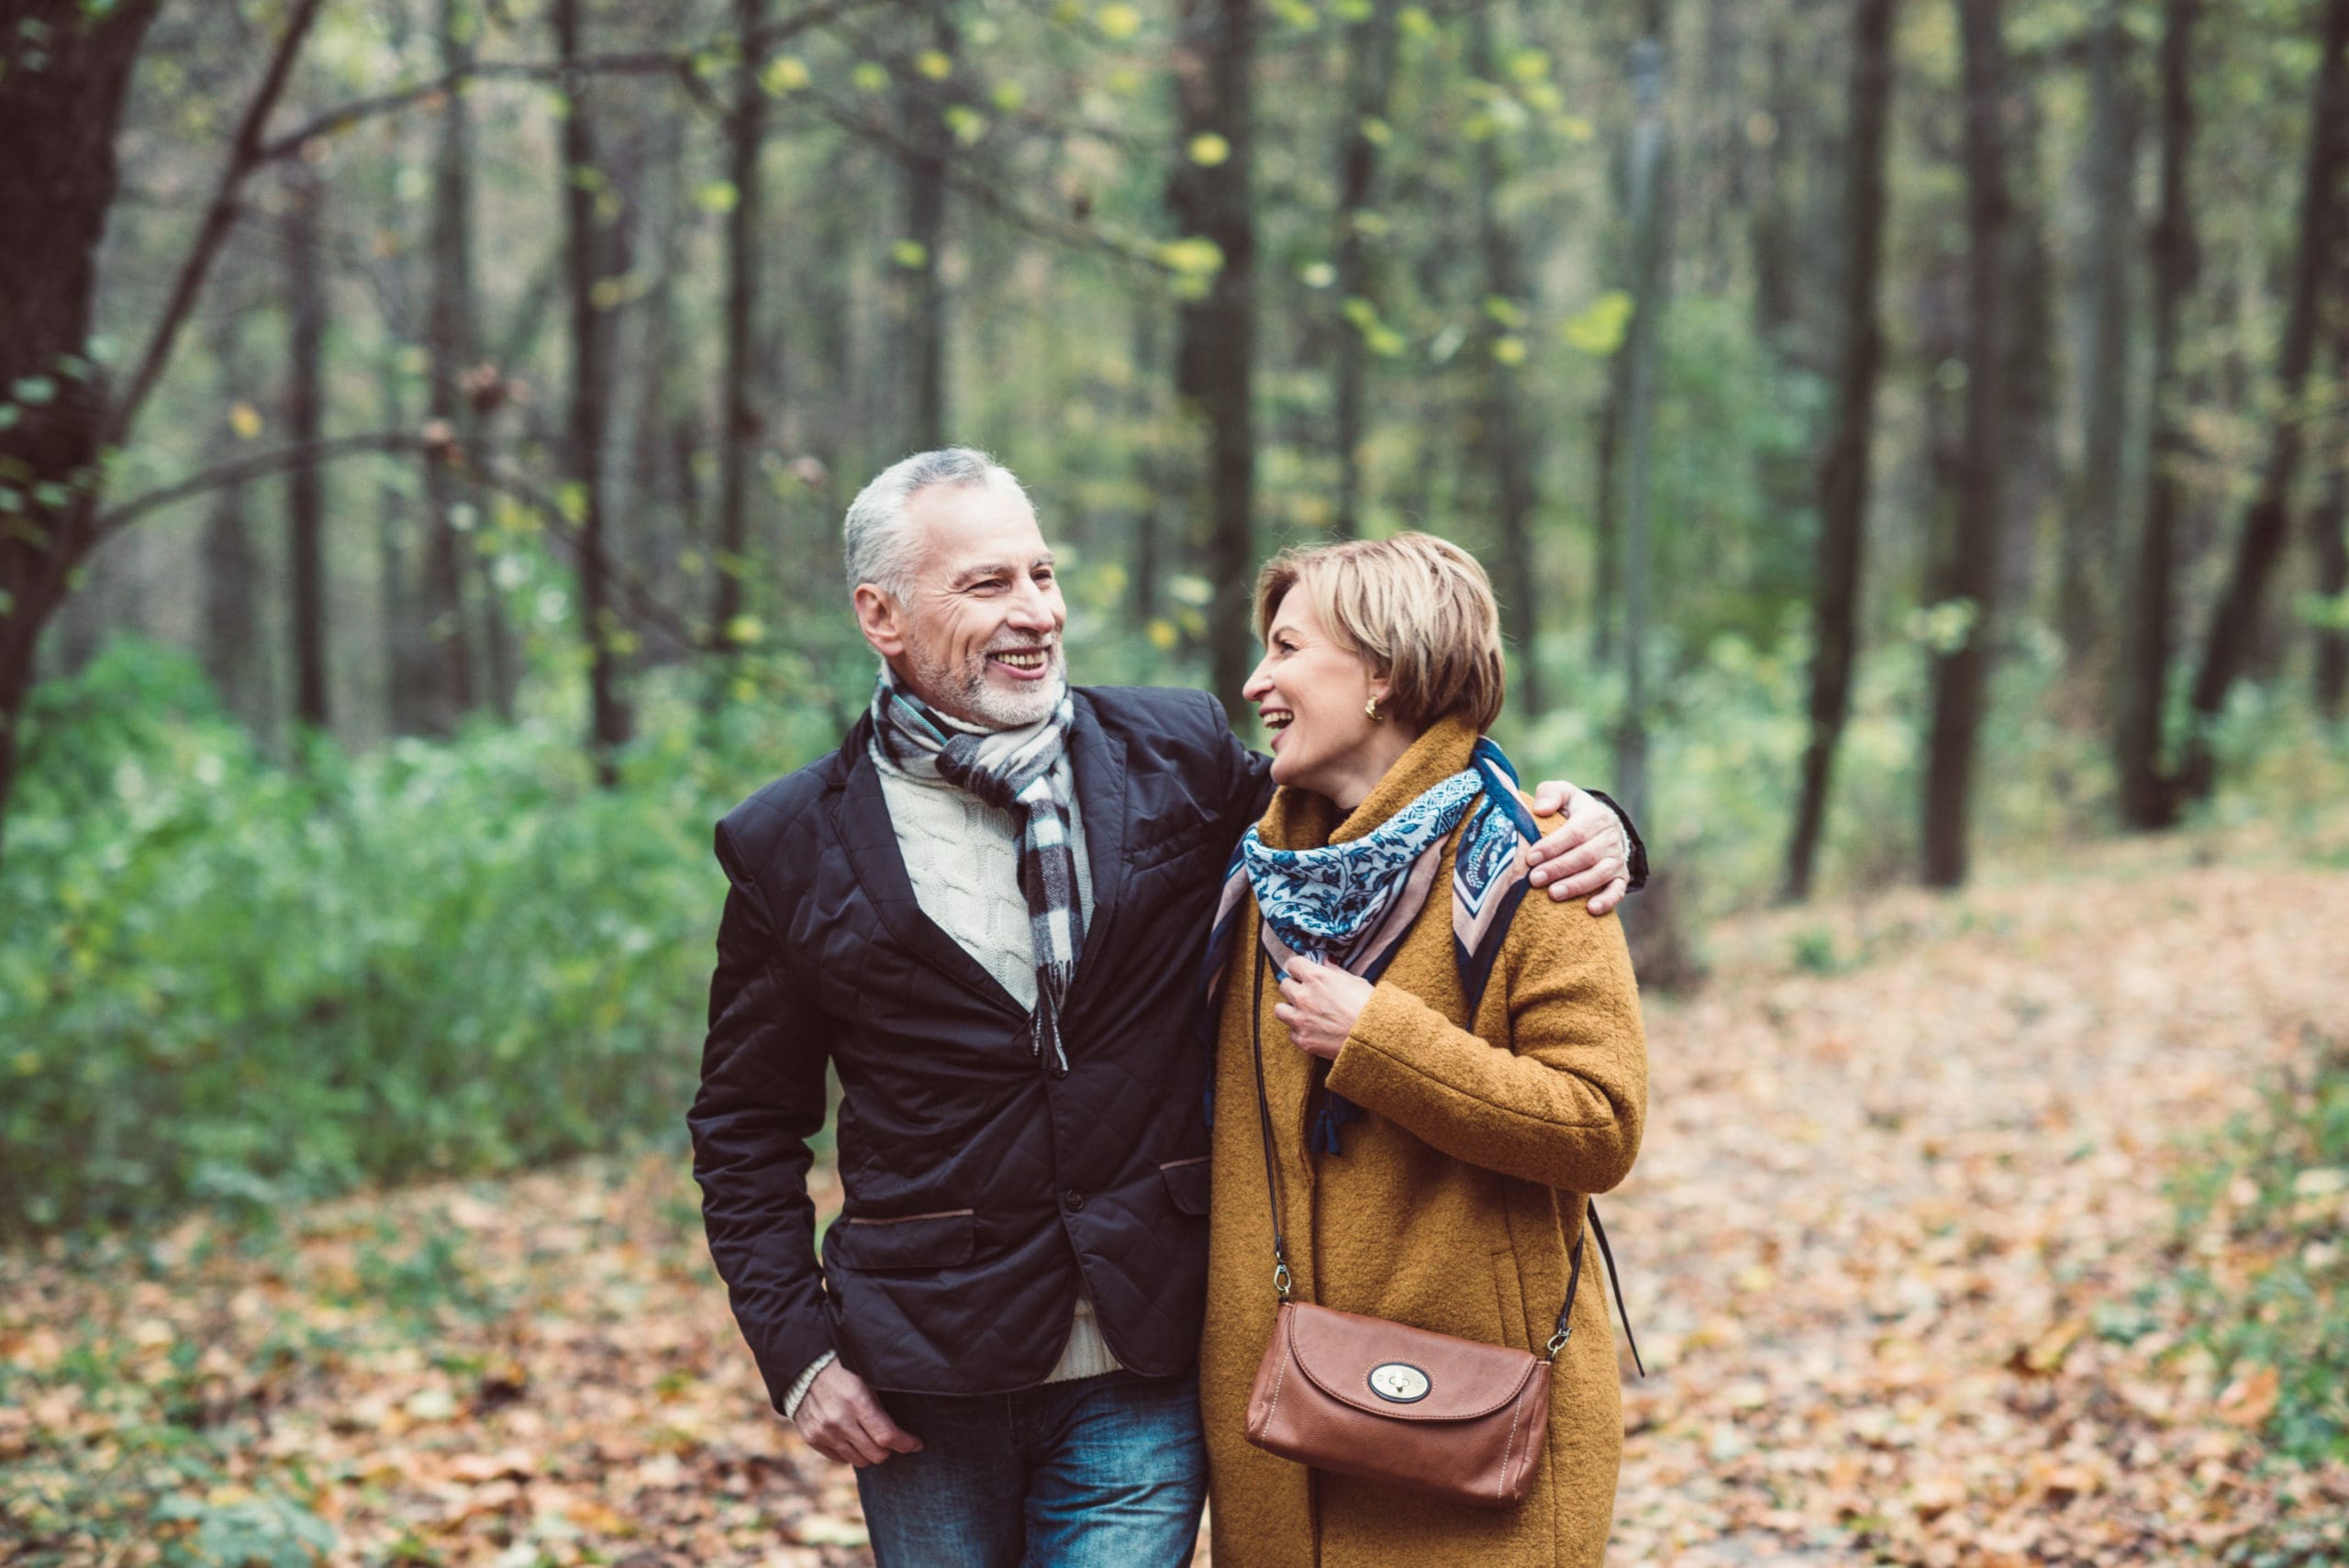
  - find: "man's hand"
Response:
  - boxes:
[1524,781,1632,917]
[793,1360,925,1468]
[1274,954,1375,1062]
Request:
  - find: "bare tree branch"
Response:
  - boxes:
[100,0,327,454]
[254,0,891,165]
[96,431,701,654]
[799,85,1171,272]
[95,431,428,539]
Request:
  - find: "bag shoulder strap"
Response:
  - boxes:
[1245,933,1642,1375]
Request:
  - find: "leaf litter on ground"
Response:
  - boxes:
[3,831,2344,1565]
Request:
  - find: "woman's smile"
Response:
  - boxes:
[1241,589,1413,811]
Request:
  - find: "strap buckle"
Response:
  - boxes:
[1542,1325,1571,1362]
[1274,1260,1293,1301]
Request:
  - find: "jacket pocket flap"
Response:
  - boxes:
[1129,817,1214,871]
[1159,1156,1211,1216]
[1285,1302,1539,1421]
[827,1209,977,1272]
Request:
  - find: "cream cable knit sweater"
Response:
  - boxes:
[782,721,1120,1416]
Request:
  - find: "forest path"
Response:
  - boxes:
[1607,854,2348,1565]
[4,844,2343,1565]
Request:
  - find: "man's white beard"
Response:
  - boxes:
[902,639,1067,730]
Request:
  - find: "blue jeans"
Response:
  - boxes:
[852,1368,1206,1568]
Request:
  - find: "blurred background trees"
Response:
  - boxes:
[2,0,2344,1233]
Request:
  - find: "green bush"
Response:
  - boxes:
[2169,1038,2349,1472]
[0,639,838,1239]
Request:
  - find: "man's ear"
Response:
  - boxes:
[853,584,907,659]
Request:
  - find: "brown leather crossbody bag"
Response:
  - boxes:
[1238,945,1639,1508]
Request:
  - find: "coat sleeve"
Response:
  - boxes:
[1323,888,1647,1194]
[1207,693,1277,850]
[686,817,837,1413]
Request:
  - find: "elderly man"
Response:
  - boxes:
[687,449,1642,1567]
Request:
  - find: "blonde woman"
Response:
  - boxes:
[1197,534,1647,1567]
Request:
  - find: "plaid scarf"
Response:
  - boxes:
[1198,736,1536,1151]
[870,666,1085,1073]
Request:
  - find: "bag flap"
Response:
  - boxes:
[1282,1303,1539,1422]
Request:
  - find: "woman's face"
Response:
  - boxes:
[1241,587,1391,800]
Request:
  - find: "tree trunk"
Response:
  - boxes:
[1920,0,2012,889]
[2116,0,2199,828]
[557,0,628,783]
[1590,376,1620,665]
[420,0,477,734]
[2173,0,2347,800]
[1614,15,1673,827]
[0,1,161,865]
[1131,302,1165,623]
[713,0,768,703]
[284,164,331,735]
[901,0,954,450]
[1169,0,1257,718]
[201,306,271,734]
[1998,78,2059,620]
[1330,0,1401,539]
[1747,18,1798,343]
[1468,4,1542,716]
[1784,0,1893,903]
[2316,318,2348,720]
[2065,0,2137,673]
[376,349,432,737]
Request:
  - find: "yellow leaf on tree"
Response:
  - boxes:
[1095,2,1142,39]
[1188,132,1230,167]
[1561,290,1635,356]
[228,402,262,439]
[760,55,810,95]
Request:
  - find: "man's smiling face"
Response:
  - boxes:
[861,480,1068,729]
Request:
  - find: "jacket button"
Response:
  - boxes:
[1062,1190,1086,1213]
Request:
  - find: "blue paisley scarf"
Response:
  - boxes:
[1198,735,1537,1151]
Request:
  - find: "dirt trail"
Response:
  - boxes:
[4,852,2343,1564]
[1607,862,2349,1564]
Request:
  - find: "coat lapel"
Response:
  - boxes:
[1065,690,1129,993]
[829,727,1029,1021]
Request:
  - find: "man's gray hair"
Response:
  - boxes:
[842,447,1032,602]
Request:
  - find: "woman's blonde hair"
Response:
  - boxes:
[1252,532,1508,732]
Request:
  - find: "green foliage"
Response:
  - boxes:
[2169,1039,2349,1475]
[0,639,840,1240]
[152,1491,335,1568]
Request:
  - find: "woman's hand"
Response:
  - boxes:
[1274,955,1376,1061]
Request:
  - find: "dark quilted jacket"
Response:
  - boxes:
[688,685,1274,1402]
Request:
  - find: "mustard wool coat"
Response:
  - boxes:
[1199,718,1649,1568]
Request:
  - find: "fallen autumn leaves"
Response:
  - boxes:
[3,842,2344,1565]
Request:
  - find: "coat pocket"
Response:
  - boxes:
[827,1208,977,1272]
[1159,1156,1211,1217]
[1129,817,1215,873]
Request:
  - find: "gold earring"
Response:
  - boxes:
[1364,696,1383,723]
